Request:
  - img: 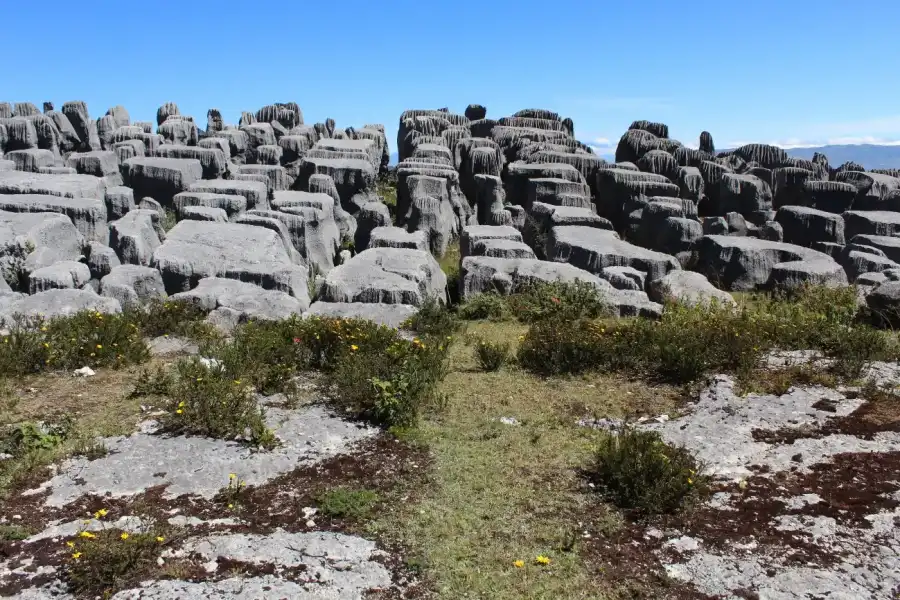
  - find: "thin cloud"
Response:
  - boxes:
[725,136,900,149]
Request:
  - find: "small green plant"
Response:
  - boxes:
[161,208,177,232]
[458,292,509,321]
[134,299,214,341]
[65,508,171,597]
[0,418,73,456]
[71,437,108,460]
[316,487,381,520]
[517,318,607,376]
[474,339,509,371]
[0,524,31,541]
[507,280,612,324]
[130,365,175,398]
[403,296,460,337]
[591,427,707,516]
[219,473,247,511]
[159,358,276,449]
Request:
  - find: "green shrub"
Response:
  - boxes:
[591,427,707,516]
[316,487,381,520]
[159,358,276,449]
[0,418,73,456]
[403,296,460,337]
[518,318,608,376]
[134,299,215,341]
[0,317,47,376]
[506,280,612,324]
[474,339,509,371]
[458,292,509,321]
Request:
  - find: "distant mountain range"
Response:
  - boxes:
[390,144,900,170]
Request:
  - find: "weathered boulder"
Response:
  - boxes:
[548,225,680,282]
[460,225,523,258]
[320,247,446,306]
[696,235,846,290]
[66,151,122,186]
[849,234,900,263]
[718,173,773,216]
[6,149,57,173]
[156,145,228,179]
[843,210,900,240]
[866,281,900,326]
[775,205,845,246]
[108,209,162,266]
[170,277,308,320]
[600,266,645,291]
[28,260,91,294]
[151,220,308,297]
[99,265,167,308]
[648,271,735,307]
[173,191,247,218]
[181,206,228,222]
[188,180,268,211]
[369,227,428,251]
[122,158,202,207]
[296,156,376,212]
[840,248,899,282]
[459,255,662,318]
[105,186,135,220]
[353,201,391,251]
[0,289,120,324]
[85,241,120,280]
[526,178,591,209]
[0,194,106,243]
[0,170,106,200]
[0,211,84,287]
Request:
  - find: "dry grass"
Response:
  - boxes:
[374,321,684,599]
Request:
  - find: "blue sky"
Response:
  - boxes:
[5,0,900,156]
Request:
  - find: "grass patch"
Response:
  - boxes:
[373,320,685,599]
[591,427,708,517]
[403,296,461,338]
[459,281,613,325]
[474,338,509,372]
[376,177,397,207]
[317,487,381,520]
[0,524,32,541]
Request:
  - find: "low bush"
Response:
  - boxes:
[133,299,215,341]
[158,358,276,449]
[458,292,509,321]
[316,487,381,520]
[474,339,510,372]
[591,427,707,516]
[403,296,460,337]
[506,280,612,323]
[65,510,172,597]
[517,319,608,376]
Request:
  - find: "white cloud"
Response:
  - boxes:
[593,137,610,146]
[724,136,900,150]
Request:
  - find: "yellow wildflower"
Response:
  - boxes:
[96,344,103,349]
[513,559,525,568]
[79,531,95,539]
[94,508,108,519]
[66,541,75,548]
[156,536,165,543]
[228,503,234,509]
[229,473,237,480]
[175,409,183,415]
[72,552,82,559]
[535,555,551,565]
[233,379,241,385]
[350,344,359,351]
[687,478,694,485]
[120,532,129,540]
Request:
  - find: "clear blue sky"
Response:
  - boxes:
[5,0,900,155]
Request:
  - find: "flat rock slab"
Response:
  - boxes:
[548,225,681,282]
[0,210,84,277]
[320,247,446,306]
[0,193,106,243]
[171,277,308,319]
[151,221,306,296]
[0,170,107,200]
[0,289,120,323]
[28,405,376,507]
[307,301,417,328]
[459,225,522,258]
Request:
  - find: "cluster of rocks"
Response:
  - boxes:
[4,98,900,327]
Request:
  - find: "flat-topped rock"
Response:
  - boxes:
[99,265,167,308]
[173,191,247,217]
[189,179,268,211]
[306,301,418,329]
[548,225,680,282]
[151,220,308,297]
[320,247,446,306]
[27,260,91,294]
[648,271,736,307]
[122,157,203,206]
[0,289,120,324]
[0,193,106,242]
[0,211,84,285]
[530,202,614,230]
[6,149,58,173]
[151,221,308,298]
[369,226,428,251]
[171,277,308,321]
[775,205,845,246]
[460,255,662,318]
[849,234,900,263]
[843,210,900,239]
[460,225,523,258]
[109,209,161,266]
[696,235,844,290]
[66,150,122,185]
[181,205,228,222]
[0,170,106,199]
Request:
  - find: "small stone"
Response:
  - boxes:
[302,507,317,518]
[306,519,316,528]
[73,366,95,377]
[203,560,218,573]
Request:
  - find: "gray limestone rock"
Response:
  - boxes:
[173,191,247,218]
[122,157,203,207]
[776,205,846,246]
[460,225,523,258]
[600,266,646,291]
[105,186,135,221]
[85,241,121,279]
[648,271,736,307]
[171,277,308,319]
[0,211,84,289]
[99,265,167,308]
[843,210,900,240]
[188,180,268,211]
[156,145,228,179]
[109,209,162,266]
[6,149,58,173]
[0,193,106,243]
[180,206,228,222]
[0,170,106,200]
[27,260,91,293]
[320,247,446,306]
[0,289,120,324]
[66,151,122,186]
[151,220,309,298]
[353,201,391,252]
[369,226,428,251]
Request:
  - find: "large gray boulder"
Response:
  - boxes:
[0,170,106,200]
[405,194,454,257]
[28,260,91,294]
[460,225,523,258]
[99,265,167,308]
[353,201,391,252]
[0,289,120,324]
[156,145,228,180]
[6,149,58,173]
[306,301,417,329]
[151,221,309,298]
[66,151,122,186]
[296,156,376,212]
[173,191,247,218]
[547,225,680,282]
[648,271,735,307]
[840,248,899,282]
[171,277,307,323]
[843,210,900,240]
[696,235,846,290]
[122,157,203,206]
[180,206,228,222]
[848,234,900,263]
[866,281,900,326]
[459,255,662,318]
[108,209,162,266]
[369,226,428,251]
[0,194,106,243]
[85,241,121,279]
[105,186,135,221]
[188,180,268,211]
[0,211,84,288]
[775,205,845,246]
[320,247,446,306]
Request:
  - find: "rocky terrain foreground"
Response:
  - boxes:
[0,100,899,598]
